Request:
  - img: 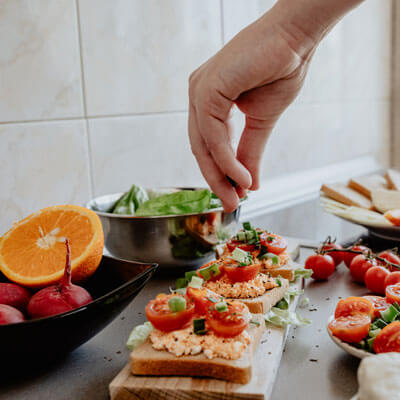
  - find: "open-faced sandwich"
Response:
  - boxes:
[185,252,289,314]
[218,222,295,281]
[130,291,264,384]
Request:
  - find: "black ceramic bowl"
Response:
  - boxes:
[0,255,157,365]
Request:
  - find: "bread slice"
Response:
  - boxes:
[321,183,372,209]
[385,169,400,191]
[371,189,400,213]
[231,278,289,314]
[348,174,387,199]
[130,314,264,384]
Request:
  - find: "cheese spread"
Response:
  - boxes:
[203,273,278,298]
[150,326,251,360]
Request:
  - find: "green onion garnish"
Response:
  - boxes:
[380,304,400,323]
[215,301,228,312]
[193,318,207,335]
[168,296,186,312]
[250,319,260,326]
[242,222,252,230]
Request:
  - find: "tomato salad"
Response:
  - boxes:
[328,287,400,354]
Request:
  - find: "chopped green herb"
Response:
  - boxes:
[193,318,207,335]
[175,277,188,289]
[215,301,228,312]
[242,222,252,230]
[168,296,186,312]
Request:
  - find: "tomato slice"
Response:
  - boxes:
[334,297,374,319]
[207,301,249,338]
[363,296,390,319]
[186,287,222,315]
[260,233,287,255]
[385,283,400,305]
[224,261,260,283]
[373,321,400,353]
[226,239,256,253]
[196,260,224,281]
[145,294,195,332]
[328,314,371,343]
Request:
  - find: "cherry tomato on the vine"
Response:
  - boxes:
[378,250,400,272]
[321,242,344,266]
[342,245,370,268]
[349,255,377,284]
[364,266,390,295]
[305,254,335,280]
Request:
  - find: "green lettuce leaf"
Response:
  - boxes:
[136,189,211,216]
[265,307,311,328]
[294,267,313,280]
[126,321,153,350]
[111,184,149,215]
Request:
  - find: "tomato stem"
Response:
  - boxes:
[319,248,400,271]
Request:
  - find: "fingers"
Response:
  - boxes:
[189,103,240,212]
[191,82,252,190]
[236,115,273,190]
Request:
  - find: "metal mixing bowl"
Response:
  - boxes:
[86,188,242,269]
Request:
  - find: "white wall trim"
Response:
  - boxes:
[240,155,382,220]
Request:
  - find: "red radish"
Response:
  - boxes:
[0,304,25,325]
[0,282,31,311]
[27,239,92,319]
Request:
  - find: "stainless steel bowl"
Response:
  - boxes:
[86,188,242,269]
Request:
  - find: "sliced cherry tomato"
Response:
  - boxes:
[349,255,377,283]
[321,242,344,266]
[364,266,390,295]
[384,271,400,289]
[378,250,400,272]
[207,301,249,338]
[384,209,400,226]
[145,294,195,332]
[305,254,335,280]
[226,239,256,253]
[328,314,371,343]
[196,260,224,282]
[259,233,287,255]
[224,261,260,283]
[342,245,370,268]
[334,297,374,319]
[363,295,390,319]
[186,287,222,315]
[385,283,400,305]
[373,321,400,353]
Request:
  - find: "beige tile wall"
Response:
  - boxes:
[0,0,392,236]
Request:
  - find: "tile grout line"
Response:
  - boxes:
[219,0,225,46]
[75,0,94,198]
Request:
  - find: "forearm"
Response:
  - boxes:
[267,0,365,58]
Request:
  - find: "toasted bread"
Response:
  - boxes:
[348,174,387,199]
[321,183,373,209]
[232,278,289,314]
[130,314,264,384]
[371,189,400,213]
[385,169,400,191]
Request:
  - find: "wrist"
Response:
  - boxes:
[270,0,365,58]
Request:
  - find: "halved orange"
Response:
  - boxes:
[0,205,104,288]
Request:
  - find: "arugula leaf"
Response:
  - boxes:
[136,189,211,216]
[126,321,153,350]
[265,307,311,327]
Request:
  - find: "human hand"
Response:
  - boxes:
[188,0,364,211]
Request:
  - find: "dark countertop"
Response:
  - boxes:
[1,200,387,400]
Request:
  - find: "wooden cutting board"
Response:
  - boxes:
[109,240,302,400]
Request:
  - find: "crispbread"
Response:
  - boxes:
[231,278,289,314]
[321,183,372,209]
[371,189,400,213]
[348,174,387,199]
[130,314,264,384]
[385,169,400,191]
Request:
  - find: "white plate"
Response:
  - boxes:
[320,195,400,241]
[327,315,372,359]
